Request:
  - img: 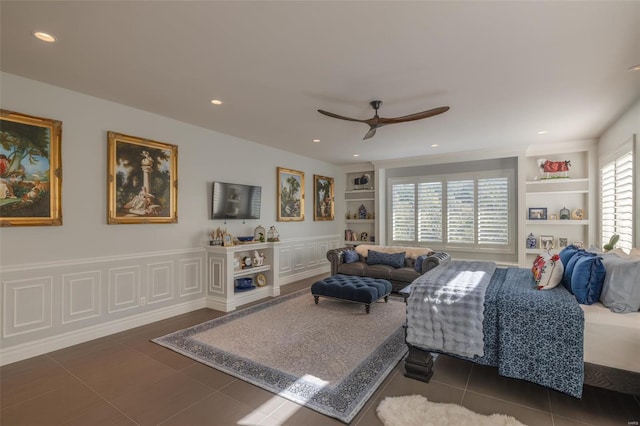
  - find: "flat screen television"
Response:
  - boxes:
[211,181,262,220]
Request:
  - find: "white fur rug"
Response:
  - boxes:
[376,395,526,426]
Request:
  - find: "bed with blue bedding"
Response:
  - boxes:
[402,261,585,398]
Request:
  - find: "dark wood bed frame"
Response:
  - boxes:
[400,289,640,396]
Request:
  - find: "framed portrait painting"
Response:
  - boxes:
[107,132,178,224]
[277,167,304,221]
[0,110,62,226]
[313,174,334,221]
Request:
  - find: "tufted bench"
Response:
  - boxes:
[311,274,393,314]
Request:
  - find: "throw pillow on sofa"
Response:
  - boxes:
[532,252,564,290]
[414,254,428,272]
[571,254,606,305]
[367,250,405,269]
[343,250,359,264]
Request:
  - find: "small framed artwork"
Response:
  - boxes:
[277,167,304,221]
[558,237,568,248]
[539,235,554,250]
[223,233,233,246]
[107,132,178,224]
[528,207,547,220]
[573,241,584,249]
[1,110,62,226]
[313,174,334,221]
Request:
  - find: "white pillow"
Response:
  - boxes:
[532,252,564,290]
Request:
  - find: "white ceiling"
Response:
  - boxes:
[1,1,639,165]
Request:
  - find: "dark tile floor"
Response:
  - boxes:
[1,275,639,425]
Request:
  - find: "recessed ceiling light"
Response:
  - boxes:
[312,139,320,143]
[628,64,640,72]
[33,32,56,43]
[210,99,222,105]
[431,144,439,148]
[537,130,548,135]
[353,154,360,157]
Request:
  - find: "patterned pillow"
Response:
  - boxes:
[366,250,405,269]
[343,250,359,264]
[414,254,428,272]
[532,252,564,290]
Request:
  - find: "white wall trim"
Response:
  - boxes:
[0,298,206,366]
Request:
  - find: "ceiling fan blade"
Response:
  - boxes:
[363,127,377,140]
[379,106,450,124]
[317,109,367,123]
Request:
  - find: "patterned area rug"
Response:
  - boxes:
[153,288,408,424]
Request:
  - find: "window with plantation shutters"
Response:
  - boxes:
[389,171,513,252]
[601,149,634,252]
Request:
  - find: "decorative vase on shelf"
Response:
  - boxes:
[526,233,537,249]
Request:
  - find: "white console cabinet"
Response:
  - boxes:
[206,242,280,312]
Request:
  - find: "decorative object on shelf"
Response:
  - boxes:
[267,225,280,242]
[254,225,266,242]
[277,167,304,221]
[528,207,547,220]
[253,250,265,266]
[313,174,334,221]
[573,240,584,249]
[360,232,368,241]
[549,214,558,220]
[233,255,241,270]
[559,206,571,220]
[358,204,367,219]
[537,158,571,179]
[255,273,267,287]
[237,236,254,242]
[571,208,584,220]
[354,173,372,190]
[366,212,373,220]
[526,233,537,249]
[0,109,63,226]
[603,234,619,252]
[558,237,568,248]
[223,233,234,246]
[107,131,178,224]
[242,256,253,268]
[210,227,226,246]
[353,212,358,219]
[346,210,351,220]
[370,235,375,243]
[235,277,254,289]
[540,235,554,250]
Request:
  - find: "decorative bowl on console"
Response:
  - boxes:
[237,236,254,242]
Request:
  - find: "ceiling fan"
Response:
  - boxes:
[318,100,449,140]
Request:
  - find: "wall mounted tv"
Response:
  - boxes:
[211,181,262,220]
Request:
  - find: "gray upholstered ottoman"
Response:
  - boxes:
[311,274,392,314]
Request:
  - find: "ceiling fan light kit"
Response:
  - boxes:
[318,100,449,140]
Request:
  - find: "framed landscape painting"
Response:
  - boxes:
[313,174,334,221]
[107,131,178,224]
[0,110,62,226]
[277,167,304,221]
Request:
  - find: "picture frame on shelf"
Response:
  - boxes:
[1,109,63,226]
[528,207,547,220]
[107,131,178,224]
[223,233,233,246]
[540,235,554,250]
[313,174,334,221]
[573,241,584,249]
[558,237,568,248]
[277,167,304,221]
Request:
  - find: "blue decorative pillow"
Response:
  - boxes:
[571,254,606,305]
[343,250,359,264]
[366,250,405,269]
[559,245,581,268]
[562,248,588,292]
[414,255,428,272]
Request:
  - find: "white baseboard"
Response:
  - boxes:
[0,299,206,366]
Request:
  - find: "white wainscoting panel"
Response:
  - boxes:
[62,271,101,325]
[0,248,206,366]
[277,235,338,285]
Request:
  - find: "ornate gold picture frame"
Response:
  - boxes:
[107,131,178,224]
[0,110,62,226]
[313,174,334,221]
[277,167,304,221]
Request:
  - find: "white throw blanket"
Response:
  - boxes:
[406,260,496,358]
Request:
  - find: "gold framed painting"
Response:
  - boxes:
[313,174,334,221]
[0,110,62,226]
[277,167,304,221]
[107,131,178,224]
